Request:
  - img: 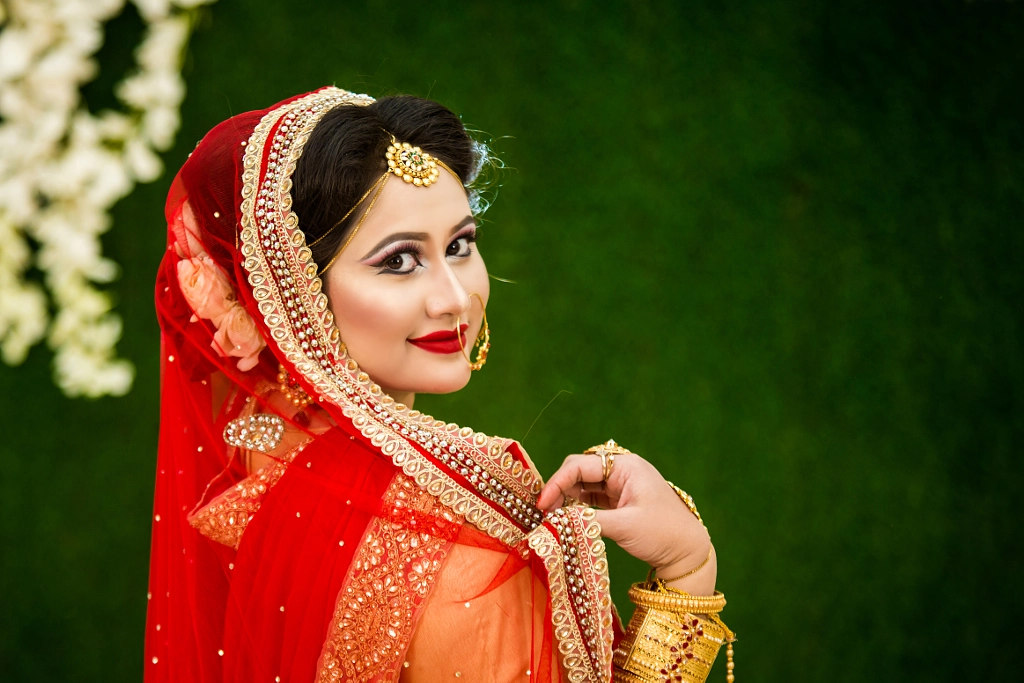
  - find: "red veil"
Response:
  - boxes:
[145,88,617,683]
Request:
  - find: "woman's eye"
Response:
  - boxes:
[381,252,419,273]
[446,236,474,258]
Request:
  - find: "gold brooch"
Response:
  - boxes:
[386,140,441,186]
[223,414,285,453]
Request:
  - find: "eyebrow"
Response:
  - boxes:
[359,215,476,260]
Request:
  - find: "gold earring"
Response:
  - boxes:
[456,293,490,371]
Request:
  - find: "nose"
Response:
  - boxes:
[425,260,471,321]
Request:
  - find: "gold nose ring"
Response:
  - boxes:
[455,293,490,371]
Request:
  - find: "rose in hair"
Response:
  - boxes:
[212,304,266,371]
[171,201,206,258]
[176,255,236,324]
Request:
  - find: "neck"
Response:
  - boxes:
[384,388,415,409]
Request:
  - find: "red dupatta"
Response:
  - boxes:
[146,87,616,683]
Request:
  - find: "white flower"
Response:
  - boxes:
[0,0,219,397]
[142,105,179,149]
[124,137,163,181]
[54,342,134,397]
[0,214,49,364]
[117,71,179,109]
[0,283,49,364]
[93,110,133,139]
[0,176,36,223]
[85,150,133,206]
[0,28,35,81]
[133,0,174,22]
[136,15,188,72]
[33,44,97,90]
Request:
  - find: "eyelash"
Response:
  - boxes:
[372,232,477,274]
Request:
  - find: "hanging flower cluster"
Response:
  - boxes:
[0,0,216,397]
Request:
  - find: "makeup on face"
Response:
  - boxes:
[323,169,489,402]
[366,234,475,275]
[360,217,477,275]
[408,323,469,355]
[359,216,476,261]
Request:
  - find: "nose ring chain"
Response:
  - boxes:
[455,293,490,371]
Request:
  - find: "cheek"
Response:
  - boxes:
[328,280,417,349]
[467,259,490,306]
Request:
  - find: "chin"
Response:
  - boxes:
[406,364,474,395]
[368,359,473,398]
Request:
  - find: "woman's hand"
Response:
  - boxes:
[537,448,716,595]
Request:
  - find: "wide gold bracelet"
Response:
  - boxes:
[614,581,736,682]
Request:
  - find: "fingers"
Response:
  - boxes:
[592,506,638,543]
[578,489,613,509]
[537,454,605,510]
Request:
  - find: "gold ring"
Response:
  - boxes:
[583,439,633,456]
[583,439,631,481]
[603,453,615,481]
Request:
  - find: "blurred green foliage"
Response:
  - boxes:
[2,0,1021,680]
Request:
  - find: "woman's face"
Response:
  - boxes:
[323,169,489,402]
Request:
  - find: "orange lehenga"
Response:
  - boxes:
[145,88,619,683]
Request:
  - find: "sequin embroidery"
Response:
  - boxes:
[316,473,458,683]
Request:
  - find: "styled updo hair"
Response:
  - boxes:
[292,96,488,272]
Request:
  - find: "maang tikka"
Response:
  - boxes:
[315,136,462,275]
[312,133,491,371]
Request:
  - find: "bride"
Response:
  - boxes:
[148,86,733,683]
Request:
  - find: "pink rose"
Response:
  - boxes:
[212,304,266,371]
[177,255,236,324]
[171,201,206,258]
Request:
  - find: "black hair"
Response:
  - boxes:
[292,96,479,271]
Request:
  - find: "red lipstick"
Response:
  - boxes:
[408,324,469,355]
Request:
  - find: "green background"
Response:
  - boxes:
[2,0,1021,680]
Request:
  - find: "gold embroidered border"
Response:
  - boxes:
[316,473,458,683]
[188,443,308,549]
[240,91,615,683]
[528,506,615,683]
[343,404,531,547]
[239,89,540,545]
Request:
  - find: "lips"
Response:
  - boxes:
[408,324,469,355]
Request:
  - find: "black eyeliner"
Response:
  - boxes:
[370,241,422,272]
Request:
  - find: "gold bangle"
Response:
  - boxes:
[629,582,727,615]
[614,585,734,682]
[654,546,713,583]
[667,480,704,525]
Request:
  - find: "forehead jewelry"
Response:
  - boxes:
[387,140,441,186]
[315,136,463,276]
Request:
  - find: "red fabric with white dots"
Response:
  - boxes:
[146,92,593,683]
